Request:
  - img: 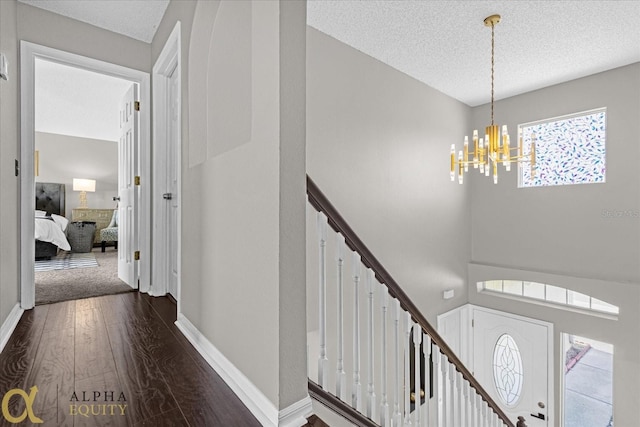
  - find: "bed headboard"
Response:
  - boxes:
[35,182,66,216]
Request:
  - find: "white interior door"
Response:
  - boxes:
[167,63,179,298]
[473,308,551,427]
[118,84,138,287]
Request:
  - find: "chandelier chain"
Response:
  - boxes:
[490,21,495,126]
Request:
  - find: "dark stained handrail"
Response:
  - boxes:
[307,175,515,427]
[308,380,379,427]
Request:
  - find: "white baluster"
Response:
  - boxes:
[317,212,328,388]
[493,410,500,427]
[422,333,431,426]
[457,371,464,427]
[440,353,448,427]
[404,313,412,426]
[462,378,469,427]
[449,364,456,426]
[335,233,346,400]
[411,324,421,427]
[432,345,441,427]
[352,253,362,411]
[484,401,491,427]
[380,285,390,426]
[477,395,484,427]
[392,299,402,427]
[366,269,377,421]
[469,384,476,427]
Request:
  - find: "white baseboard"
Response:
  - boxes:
[175,313,279,426]
[0,303,24,354]
[279,395,313,427]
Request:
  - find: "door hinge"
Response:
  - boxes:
[135,176,141,186]
[134,101,140,111]
[134,251,140,261]
[472,318,474,327]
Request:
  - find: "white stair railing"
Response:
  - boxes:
[306,177,514,427]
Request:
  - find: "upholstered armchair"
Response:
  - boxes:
[100,210,118,252]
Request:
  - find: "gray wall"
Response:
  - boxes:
[17,2,150,72]
[469,64,640,425]
[152,0,308,411]
[35,132,118,218]
[470,63,640,283]
[0,0,20,333]
[306,28,471,324]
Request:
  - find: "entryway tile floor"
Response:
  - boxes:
[565,348,613,427]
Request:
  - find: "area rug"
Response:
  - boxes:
[35,249,133,305]
[35,252,98,272]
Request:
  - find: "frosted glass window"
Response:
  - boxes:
[545,285,567,304]
[503,280,523,296]
[523,281,545,299]
[493,334,523,406]
[519,109,606,187]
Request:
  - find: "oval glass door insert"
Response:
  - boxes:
[492,333,523,406]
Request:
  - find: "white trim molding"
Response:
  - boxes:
[278,395,313,427]
[175,313,280,426]
[0,304,24,354]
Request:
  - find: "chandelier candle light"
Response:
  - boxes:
[450,14,536,184]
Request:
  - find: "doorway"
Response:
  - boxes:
[20,42,151,309]
[151,22,182,303]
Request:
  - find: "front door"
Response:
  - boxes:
[118,84,138,287]
[472,307,551,426]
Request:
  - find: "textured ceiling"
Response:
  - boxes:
[18,0,169,43]
[18,0,640,107]
[308,0,640,106]
[35,59,133,142]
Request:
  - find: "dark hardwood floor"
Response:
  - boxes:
[0,292,263,426]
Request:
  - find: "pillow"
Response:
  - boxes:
[108,209,118,228]
[35,210,47,217]
[51,214,69,232]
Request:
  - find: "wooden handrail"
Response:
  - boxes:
[308,380,379,427]
[307,175,515,427]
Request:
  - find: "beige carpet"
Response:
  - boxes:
[35,248,133,305]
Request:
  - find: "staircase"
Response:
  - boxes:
[306,176,514,427]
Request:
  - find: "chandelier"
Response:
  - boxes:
[450,14,536,184]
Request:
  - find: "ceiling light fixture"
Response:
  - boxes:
[450,14,536,184]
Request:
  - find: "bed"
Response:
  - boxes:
[35,182,71,259]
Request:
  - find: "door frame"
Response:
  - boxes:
[20,42,151,309]
[151,22,182,309]
[470,305,555,427]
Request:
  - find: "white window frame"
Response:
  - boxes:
[478,280,619,318]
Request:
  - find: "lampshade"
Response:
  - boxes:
[73,178,96,192]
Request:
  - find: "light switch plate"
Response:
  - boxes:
[443,289,455,299]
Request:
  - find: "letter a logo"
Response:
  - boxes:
[1,386,44,423]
